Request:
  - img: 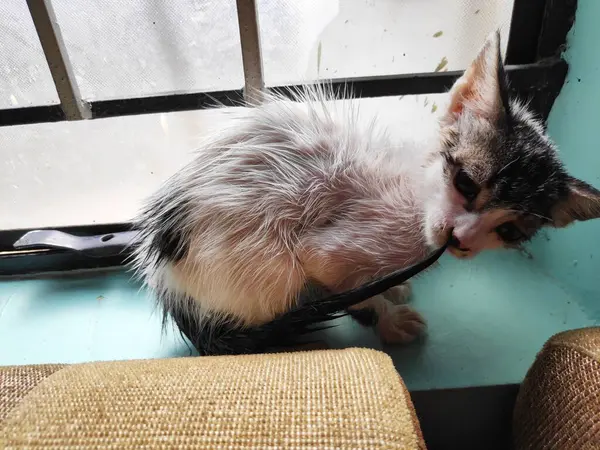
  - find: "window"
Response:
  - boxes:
[0,2,58,109]
[0,0,576,275]
[51,0,245,100]
[256,0,515,85]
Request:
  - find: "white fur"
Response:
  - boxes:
[132,85,449,331]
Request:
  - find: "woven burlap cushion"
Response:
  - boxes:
[513,327,600,450]
[0,348,425,449]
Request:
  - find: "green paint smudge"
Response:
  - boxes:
[434,56,448,72]
[433,31,443,38]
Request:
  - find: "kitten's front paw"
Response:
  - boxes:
[382,282,412,304]
[377,304,426,344]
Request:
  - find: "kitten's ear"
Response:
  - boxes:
[552,178,600,227]
[443,31,509,125]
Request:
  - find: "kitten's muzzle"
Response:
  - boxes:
[448,234,461,248]
[448,234,471,256]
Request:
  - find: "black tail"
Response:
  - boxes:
[172,240,450,355]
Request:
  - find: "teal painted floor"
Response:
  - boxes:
[1,244,596,391]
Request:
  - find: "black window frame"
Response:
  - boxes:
[1,0,578,276]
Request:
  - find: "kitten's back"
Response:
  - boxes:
[133,87,409,327]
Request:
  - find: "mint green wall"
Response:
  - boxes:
[533,0,600,317]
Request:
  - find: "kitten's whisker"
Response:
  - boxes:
[505,208,552,222]
[496,156,520,176]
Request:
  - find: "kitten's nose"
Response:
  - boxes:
[449,234,461,248]
[450,234,470,252]
[452,213,479,251]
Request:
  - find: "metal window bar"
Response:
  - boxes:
[236,0,265,104]
[26,0,91,120]
[505,0,547,64]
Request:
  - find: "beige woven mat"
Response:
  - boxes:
[0,348,424,449]
[514,327,600,450]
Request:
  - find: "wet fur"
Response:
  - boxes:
[133,33,600,355]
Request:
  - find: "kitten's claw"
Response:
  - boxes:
[377,304,426,344]
[382,283,412,304]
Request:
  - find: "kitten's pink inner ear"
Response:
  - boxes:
[552,179,600,227]
[448,79,473,116]
[444,33,502,123]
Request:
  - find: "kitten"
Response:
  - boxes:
[133,32,600,355]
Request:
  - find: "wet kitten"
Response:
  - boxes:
[133,33,600,355]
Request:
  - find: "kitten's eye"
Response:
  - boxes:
[495,222,524,243]
[453,169,480,201]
